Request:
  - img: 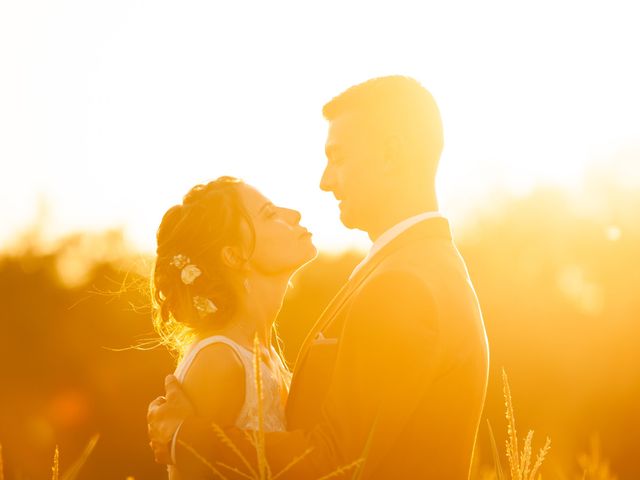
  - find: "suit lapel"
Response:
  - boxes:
[286,218,452,417]
[292,257,375,371]
[292,217,453,373]
[285,259,379,417]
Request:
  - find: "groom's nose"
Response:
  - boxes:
[320,164,334,193]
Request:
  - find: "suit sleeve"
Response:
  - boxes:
[174,271,441,479]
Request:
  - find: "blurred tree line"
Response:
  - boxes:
[0,181,638,479]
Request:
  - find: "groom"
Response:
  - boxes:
[148,76,489,479]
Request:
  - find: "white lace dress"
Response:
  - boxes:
[168,335,289,479]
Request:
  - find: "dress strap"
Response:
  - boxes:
[174,335,253,383]
[172,334,288,435]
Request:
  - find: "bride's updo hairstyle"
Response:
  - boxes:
[151,176,255,358]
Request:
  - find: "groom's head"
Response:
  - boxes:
[320,76,443,234]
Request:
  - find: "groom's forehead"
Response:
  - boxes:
[325,111,369,145]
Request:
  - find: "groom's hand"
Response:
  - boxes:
[147,374,195,464]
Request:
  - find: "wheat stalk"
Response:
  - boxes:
[270,447,314,480]
[578,435,618,480]
[520,430,533,479]
[210,423,258,479]
[243,429,258,450]
[51,446,60,480]
[528,437,551,480]
[316,459,364,480]
[60,434,99,480]
[502,369,521,480]
[216,462,255,480]
[177,439,230,480]
[252,334,270,480]
[178,333,367,480]
[497,370,551,480]
[350,409,381,480]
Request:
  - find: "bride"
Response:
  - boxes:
[150,176,317,479]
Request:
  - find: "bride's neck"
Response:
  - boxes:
[225,272,290,348]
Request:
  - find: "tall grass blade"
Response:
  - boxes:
[316,459,364,480]
[216,462,255,480]
[252,334,269,479]
[502,369,520,480]
[177,439,230,480]
[487,420,506,480]
[349,410,380,480]
[51,446,59,480]
[0,443,4,480]
[210,423,257,479]
[60,434,100,480]
[243,430,258,450]
[578,435,618,480]
[520,430,533,480]
[271,447,314,480]
[528,437,551,480]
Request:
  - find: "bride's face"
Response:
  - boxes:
[237,184,317,276]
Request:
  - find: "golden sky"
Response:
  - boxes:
[1,0,639,252]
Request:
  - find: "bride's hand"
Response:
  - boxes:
[147,374,195,464]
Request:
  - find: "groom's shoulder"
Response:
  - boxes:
[359,239,474,313]
[375,237,459,279]
[352,269,438,320]
[347,269,438,335]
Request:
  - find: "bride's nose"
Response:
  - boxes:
[283,208,302,225]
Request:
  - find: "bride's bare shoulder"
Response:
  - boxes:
[181,342,246,424]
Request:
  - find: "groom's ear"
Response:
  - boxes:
[381,134,405,175]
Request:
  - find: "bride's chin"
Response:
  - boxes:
[293,248,317,271]
[306,243,318,261]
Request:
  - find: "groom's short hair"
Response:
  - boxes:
[322,76,444,171]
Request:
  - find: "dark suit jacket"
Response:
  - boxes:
[175,217,489,479]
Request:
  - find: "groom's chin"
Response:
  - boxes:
[338,212,358,230]
[338,209,350,226]
[338,203,364,230]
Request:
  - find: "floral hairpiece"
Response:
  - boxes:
[170,254,202,285]
[170,254,218,315]
[193,295,218,315]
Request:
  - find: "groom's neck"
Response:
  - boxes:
[366,194,438,242]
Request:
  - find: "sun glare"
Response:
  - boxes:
[1,1,638,255]
[1,3,640,478]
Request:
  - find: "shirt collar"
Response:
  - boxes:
[349,211,443,280]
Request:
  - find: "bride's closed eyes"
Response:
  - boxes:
[258,202,277,219]
[265,208,278,219]
[262,204,291,225]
